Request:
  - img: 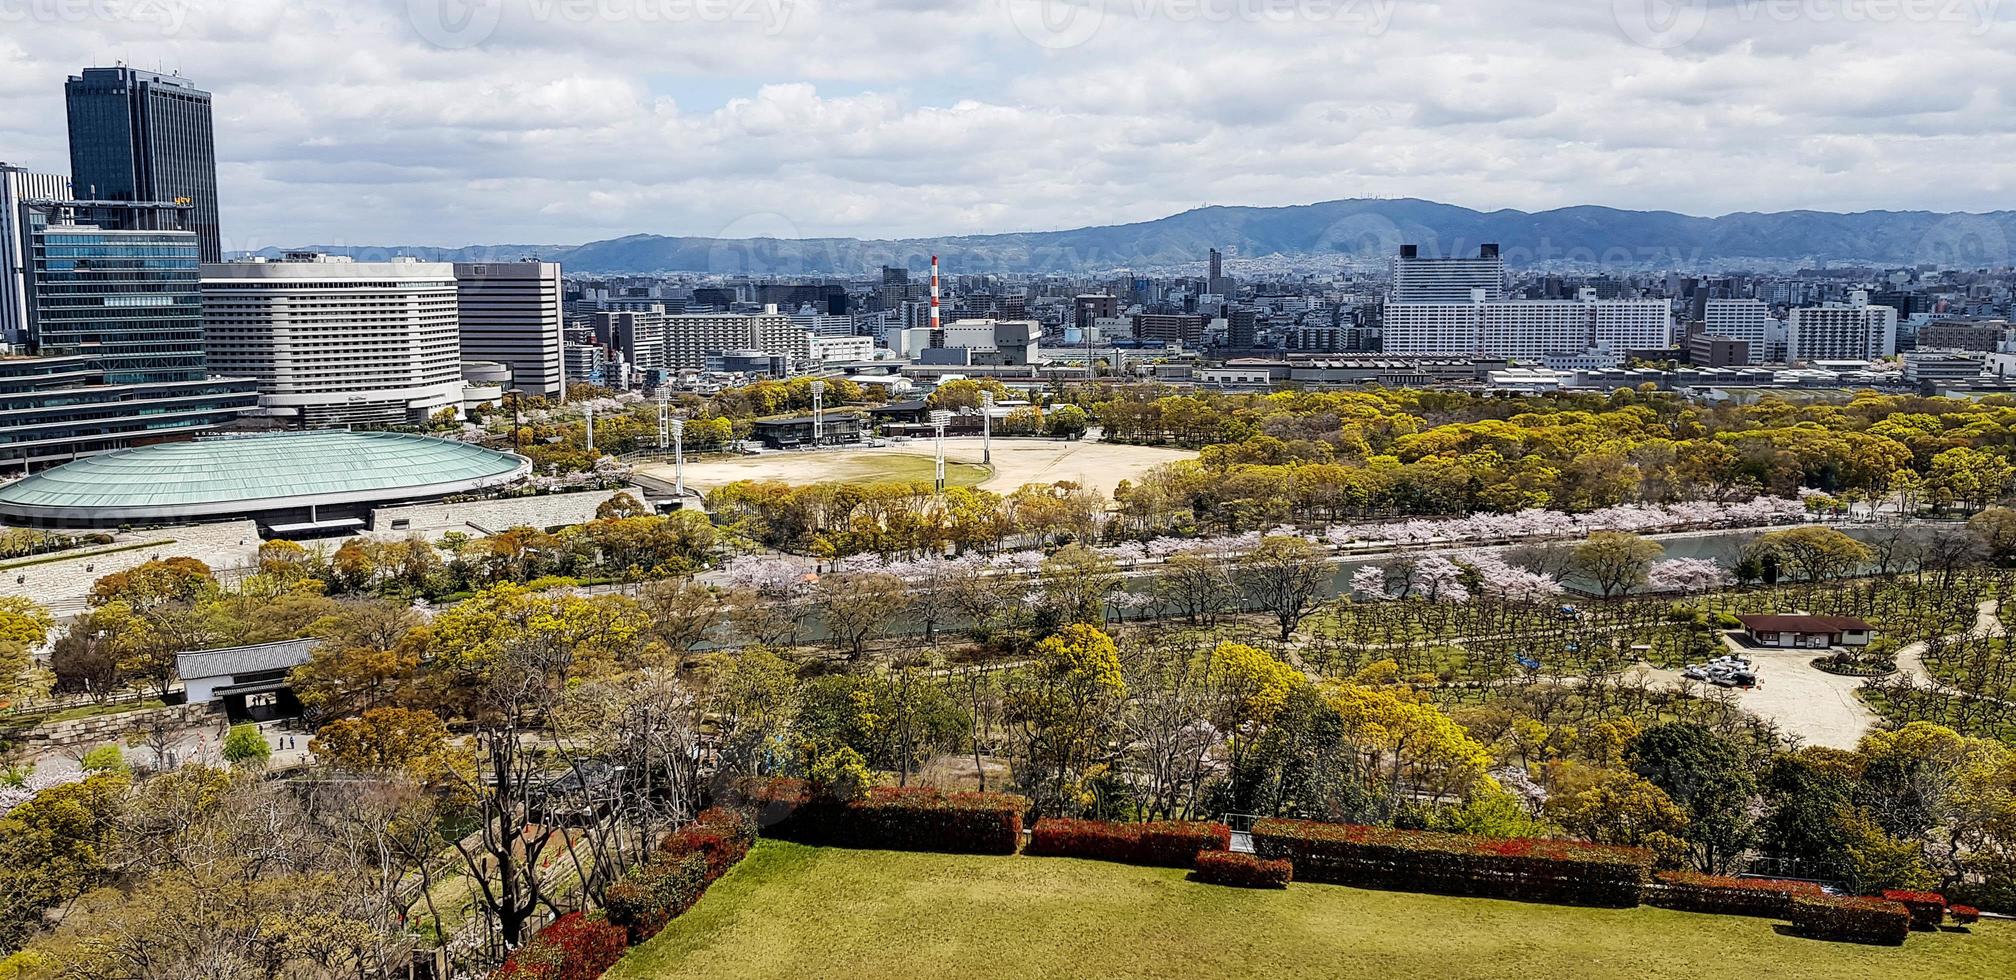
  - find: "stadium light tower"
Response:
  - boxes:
[810,379,826,447]
[657,393,670,450]
[671,417,686,500]
[929,409,953,493]
[980,390,994,465]
[584,403,595,453]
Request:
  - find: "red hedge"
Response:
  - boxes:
[1950,904,1980,925]
[1647,870,1823,918]
[493,912,628,980]
[1251,818,1653,907]
[1027,818,1230,867]
[750,779,1026,855]
[1879,889,1947,930]
[1789,894,1911,945]
[604,809,755,945]
[1193,850,1292,889]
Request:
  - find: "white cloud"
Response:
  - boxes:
[0,0,2010,247]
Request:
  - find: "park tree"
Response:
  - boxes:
[693,646,799,785]
[1542,761,1690,867]
[0,598,53,703]
[1570,531,1663,598]
[1242,535,1333,641]
[1929,446,2014,513]
[1046,404,1090,440]
[86,556,214,610]
[815,571,909,659]
[1968,506,2016,565]
[1038,544,1121,626]
[313,707,454,776]
[1004,624,1127,815]
[0,771,128,954]
[221,724,272,769]
[290,600,429,721]
[1746,526,1873,584]
[636,578,726,658]
[1154,549,1236,626]
[1627,722,1758,872]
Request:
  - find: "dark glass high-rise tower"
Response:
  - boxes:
[64,68,223,262]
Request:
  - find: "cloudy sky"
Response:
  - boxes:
[1,0,2011,248]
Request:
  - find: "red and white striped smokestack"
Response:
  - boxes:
[929,254,942,335]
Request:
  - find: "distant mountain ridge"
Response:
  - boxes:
[247,198,2016,274]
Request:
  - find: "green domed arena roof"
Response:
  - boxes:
[0,431,530,523]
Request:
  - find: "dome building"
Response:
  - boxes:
[0,430,529,531]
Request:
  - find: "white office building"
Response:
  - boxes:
[454,261,564,398]
[1786,291,1898,362]
[201,254,464,426]
[1702,299,1772,365]
[0,165,73,346]
[809,335,875,363]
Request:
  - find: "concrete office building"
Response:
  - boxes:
[1787,291,1898,362]
[454,261,564,398]
[1390,244,1505,303]
[1136,313,1206,345]
[65,68,224,262]
[201,254,464,427]
[1702,299,1771,365]
[1,164,72,346]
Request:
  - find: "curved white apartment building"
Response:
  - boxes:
[201,253,463,427]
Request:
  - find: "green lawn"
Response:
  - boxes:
[614,841,2015,980]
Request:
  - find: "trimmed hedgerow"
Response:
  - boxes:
[1026,818,1230,867]
[1251,819,1653,907]
[1950,904,1981,925]
[750,779,1026,855]
[1646,870,1823,918]
[492,912,628,980]
[1789,894,1912,945]
[604,809,756,945]
[1193,850,1292,889]
[1879,889,1947,930]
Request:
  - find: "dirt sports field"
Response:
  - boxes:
[641,437,1196,497]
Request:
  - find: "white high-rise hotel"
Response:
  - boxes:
[1382,245,1670,359]
[201,254,464,427]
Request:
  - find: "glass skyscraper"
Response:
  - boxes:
[64,68,223,263]
[25,207,206,384]
[0,201,256,471]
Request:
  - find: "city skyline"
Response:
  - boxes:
[0,2,2011,248]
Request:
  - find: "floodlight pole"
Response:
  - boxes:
[980,390,993,465]
[585,403,595,453]
[934,421,946,493]
[811,379,826,447]
[657,394,670,450]
[671,418,686,499]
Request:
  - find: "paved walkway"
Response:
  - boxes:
[1894,599,2014,708]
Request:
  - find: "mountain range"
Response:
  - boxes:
[246,198,2016,274]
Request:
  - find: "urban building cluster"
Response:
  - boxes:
[10,65,2016,483]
